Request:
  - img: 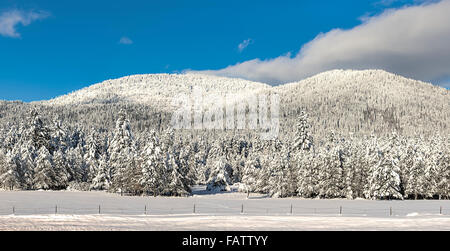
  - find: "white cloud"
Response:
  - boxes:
[238,39,252,52]
[0,9,49,38]
[195,0,450,86]
[119,37,133,45]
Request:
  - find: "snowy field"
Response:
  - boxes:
[2,214,450,231]
[1,188,449,230]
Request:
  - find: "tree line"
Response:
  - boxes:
[0,110,449,200]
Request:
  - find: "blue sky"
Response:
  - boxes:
[0,0,448,101]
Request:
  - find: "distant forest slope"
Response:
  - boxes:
[0,70,448,200]
[271,70,449,141]
[1,69,448,141]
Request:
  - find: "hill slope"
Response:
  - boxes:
[7,69,450,140]
[43,74,271,111]
[271,69,450,139]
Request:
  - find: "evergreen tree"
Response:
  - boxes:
[123,154,143,195]
[292,111,314,152]
[51,118,69,152]
[139,130,164,195]
[404,141,426,199]
[167,161,191,196]
[85,129,102,182]
[90,155,111,190]
[33,146,55,190]
[267,150,292,198]
[343,138,369,199]
[317,134,345,198]
[178,141,196,186]
[254,152,272,194]
[108,110,135,193]
[366,133,403,200]
[18,142,35,189]
[193,135,209,184]
[241,151,260,196]
[206,157,232,192]
[28,110,54,154]
[436,149,450,200]
[0,151,21,190]
[297,151,318,198]
[53,149,70,189]
[66,146,86,183]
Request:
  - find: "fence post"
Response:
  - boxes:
[440,206,443,215]
[55,205,57,215]
[241,204,244,214]
[290,204,293,215]
[390,207,392,216]
[98,205,101,214]
[193,204,196,214]
[12,206,15,215]
[339,206,342,215]
[145,205,147,215]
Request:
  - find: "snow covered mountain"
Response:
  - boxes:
[270,70,450,138]
[43,74,271,110]
[2,70,449,200]
[26,69,450,138]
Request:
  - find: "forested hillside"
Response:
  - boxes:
[273,70,450,141]
[0,70,448,200]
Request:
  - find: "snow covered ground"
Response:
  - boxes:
[0,189,449,230]
[1,214,450,231]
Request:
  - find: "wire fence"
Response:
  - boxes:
[0,204,446,217]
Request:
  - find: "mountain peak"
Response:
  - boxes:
[43,73,271,109]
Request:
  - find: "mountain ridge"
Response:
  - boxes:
[40,73,271,109]
[269,69,449,138]
[40,69,449,106]
[1,69,447,140]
